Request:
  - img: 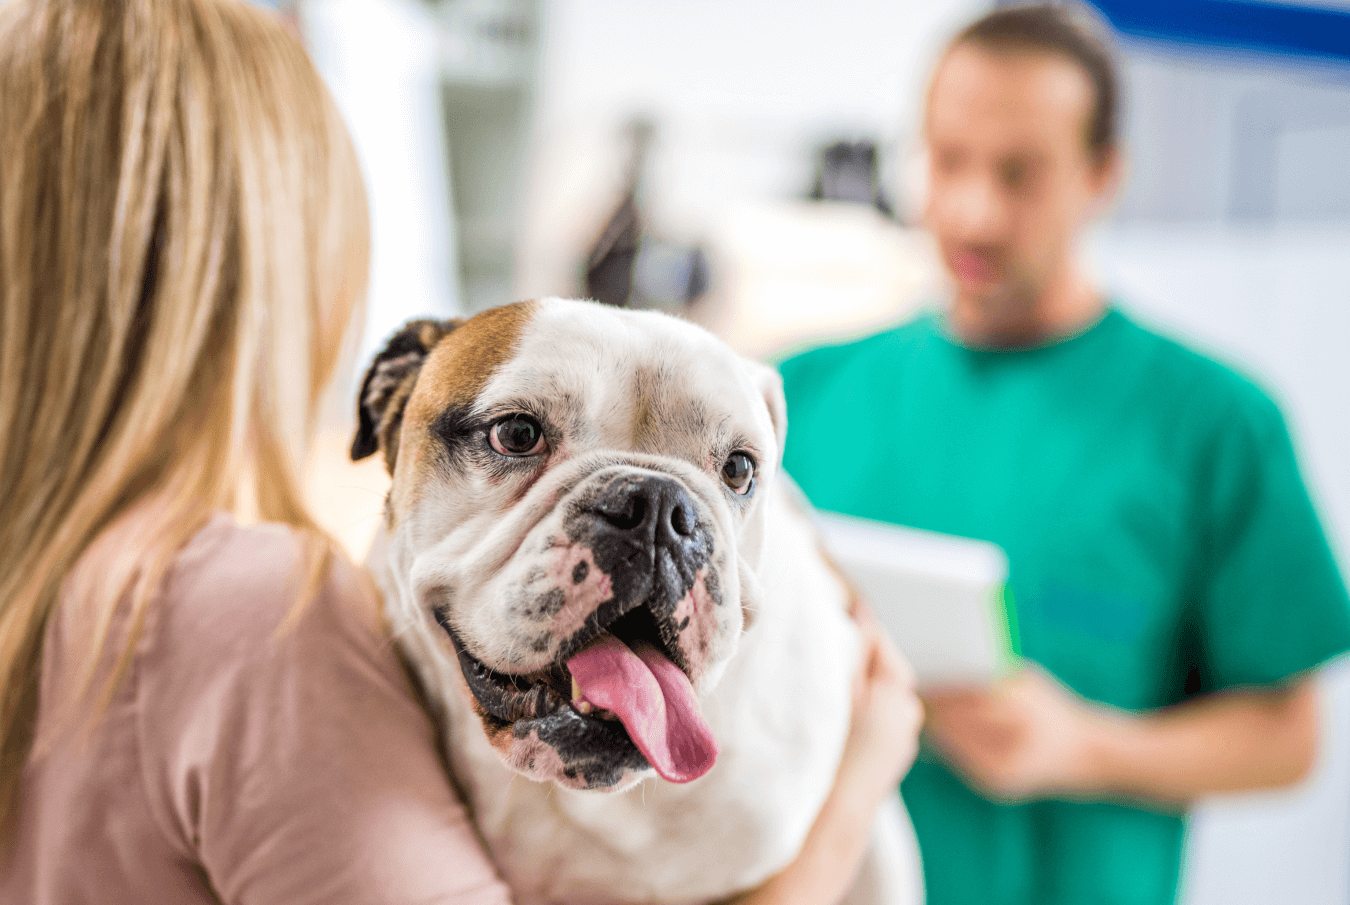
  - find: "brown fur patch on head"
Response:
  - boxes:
[388,301,538,519]
[403,302,538,429]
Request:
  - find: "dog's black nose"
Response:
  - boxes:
[589,475,699,547]
[572,472,713,635]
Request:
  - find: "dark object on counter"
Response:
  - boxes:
[808,139,893,217]
[585,120,653,306]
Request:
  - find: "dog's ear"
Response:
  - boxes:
[351,318,462,470]
[743,358,788,463]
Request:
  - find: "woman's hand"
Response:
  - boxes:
[726,603,922,905]
[835,603,923,809]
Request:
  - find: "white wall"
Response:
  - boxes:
[302,0,464,388]
[1113,44,1350,223]
[517,0,986,297]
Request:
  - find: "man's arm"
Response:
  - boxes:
[923,666,1318,807]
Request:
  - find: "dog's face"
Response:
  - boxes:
[352,299,785,791]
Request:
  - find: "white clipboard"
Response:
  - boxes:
[814,510,1018,688]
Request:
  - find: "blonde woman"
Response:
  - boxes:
[0,1,917,903]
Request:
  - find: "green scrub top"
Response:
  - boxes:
[778,307,1350,905]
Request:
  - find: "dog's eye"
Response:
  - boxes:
[490,415,547,457]
[721,452,755,495]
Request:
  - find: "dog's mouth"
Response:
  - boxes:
[439,601,718,785]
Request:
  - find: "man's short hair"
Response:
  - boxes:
[950,2,1120,158]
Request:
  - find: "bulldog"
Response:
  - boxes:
[351,298,920,904]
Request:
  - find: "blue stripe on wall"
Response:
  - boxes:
[1088,0,1350,64]
[994,1,1350,64]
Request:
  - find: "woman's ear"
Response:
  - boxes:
[351,318,462,470]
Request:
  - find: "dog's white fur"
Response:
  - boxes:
[365,299,920,904]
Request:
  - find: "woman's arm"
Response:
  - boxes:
[730,608,923,905]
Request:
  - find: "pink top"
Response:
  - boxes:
[1,514,513,905]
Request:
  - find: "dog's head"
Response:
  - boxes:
[352,299,785,791]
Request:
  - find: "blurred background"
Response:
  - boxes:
[259,0,1349,900]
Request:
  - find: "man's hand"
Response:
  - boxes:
[923,665,1319,806]
[923,666,1109,801]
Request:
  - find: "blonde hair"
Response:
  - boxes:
[0,0,370,837]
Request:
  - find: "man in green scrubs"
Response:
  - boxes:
[778,6,1350,905]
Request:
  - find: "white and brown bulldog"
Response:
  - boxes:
[351,298,920,904]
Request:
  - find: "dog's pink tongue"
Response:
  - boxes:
[566,635,717,783]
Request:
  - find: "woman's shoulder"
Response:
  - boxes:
[171,513,344,603]
[164,513,380,641]
[142,513,390,709]
[138,512,425,800]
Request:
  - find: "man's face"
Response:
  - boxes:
[923,43,1112,312]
